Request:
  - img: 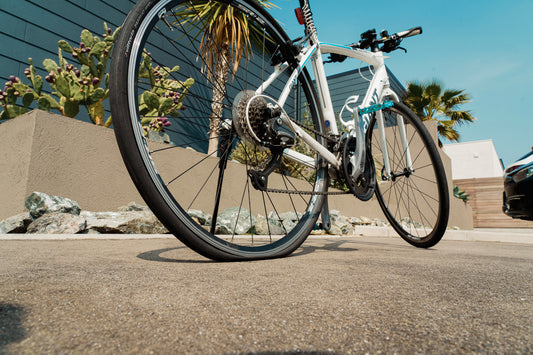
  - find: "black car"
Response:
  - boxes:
[503,150,533,220]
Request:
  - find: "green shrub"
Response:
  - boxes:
[453,185,470,202]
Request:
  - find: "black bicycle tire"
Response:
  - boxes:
[110,0,327,261]
[368,102,449,248]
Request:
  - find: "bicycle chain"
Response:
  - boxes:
[262,187,350,196]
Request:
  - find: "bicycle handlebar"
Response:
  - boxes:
[396,27,423,39]
[325,26,422,63]
[352,26,422,53]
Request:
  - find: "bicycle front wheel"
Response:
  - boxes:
[110,0,328,261]
[367,102,449,248]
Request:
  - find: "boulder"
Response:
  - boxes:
[347,216,363,225]
[25,192,81,219]
[329,210,352,234]
[359,216,373,225]
[118,202,150,212]
[26,212,86,234]
[187,209,212,226]
[372,218,388,227]
[0,213,33,234]
[81,211,168,234]
[281,218,297,232]
[327,225,343,236]
[215,207,256,235]
[254,216,286,235]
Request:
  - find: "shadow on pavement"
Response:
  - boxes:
[136,239,358,263]
[0,303,27,350]
[137,247,214,264]
[290,239,358,258]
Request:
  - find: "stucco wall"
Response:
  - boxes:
[0,110,142,219]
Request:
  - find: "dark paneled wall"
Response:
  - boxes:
[0,0,135,81]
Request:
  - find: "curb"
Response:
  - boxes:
[351,226,533,244]
[0,234,175,240]
[1,227,532,244]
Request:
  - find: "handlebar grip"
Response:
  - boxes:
[397,26,422,39]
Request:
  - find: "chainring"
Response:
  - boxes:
[342,135,376,201]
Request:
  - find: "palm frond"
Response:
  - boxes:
[172,1,275,80]
[404,79,474,142]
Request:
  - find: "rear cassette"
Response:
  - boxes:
[232,90,269,147]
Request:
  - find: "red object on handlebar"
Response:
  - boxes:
[295,8,305,25]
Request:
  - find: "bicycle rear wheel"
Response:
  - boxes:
[367,102,449,248]
[110,0,327,261]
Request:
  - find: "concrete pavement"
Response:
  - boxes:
[1,236,531,354]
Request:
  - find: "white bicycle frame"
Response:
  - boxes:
[255,35,414,181]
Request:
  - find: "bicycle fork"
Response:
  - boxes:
[373,104,414,181]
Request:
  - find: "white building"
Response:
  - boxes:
[442,140,504,180]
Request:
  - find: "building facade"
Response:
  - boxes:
[442,140,504,180]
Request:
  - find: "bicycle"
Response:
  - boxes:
[110,0,450,261]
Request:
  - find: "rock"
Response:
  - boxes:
[214,224,232,235]
[401,217,423,229]
[281,218,297,232]
[118,202,150,212]
[372,218,387,227]
[347,216,363,225]
[81,211,168,234]
[254,216,286,235]
[329,210,352,234]
[26,212,86,234]
[120,214,169,234]
[359,216,372,225]
[0,213,33,234]
[215,207,256,235]
[266,211,304,233]
[187,209,212,226]
[277,212,303,222]
[25,192,81,219]
[310,229,326,235]
[327,225,343,236]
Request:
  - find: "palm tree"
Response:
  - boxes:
[176,1,276,155]
[404,80,475,145]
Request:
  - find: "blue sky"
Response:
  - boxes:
[268,0,532,166]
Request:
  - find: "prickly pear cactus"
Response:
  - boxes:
[1,22,195,137]
[137,53,194,136]
[0,23,119,125]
